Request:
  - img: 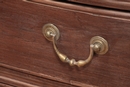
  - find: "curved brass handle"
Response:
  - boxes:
[42,24,108,67]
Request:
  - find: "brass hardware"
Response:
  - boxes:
[90,36,108,55]
[42,23,60,41]
[42,23,108,67]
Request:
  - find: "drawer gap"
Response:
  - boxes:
[51,0,130,13]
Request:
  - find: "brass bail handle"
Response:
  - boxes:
[42,23,108,67]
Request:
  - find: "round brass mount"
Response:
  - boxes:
[90,36,108,55]
[42,23,60,41]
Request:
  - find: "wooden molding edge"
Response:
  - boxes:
[0,63,96,87]
[0,76,40,87]
[23,0,130,21]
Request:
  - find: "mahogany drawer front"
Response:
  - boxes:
[68,0,130,11]
[0,0,130,87]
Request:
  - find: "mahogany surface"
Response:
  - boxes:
[0,0,130,87]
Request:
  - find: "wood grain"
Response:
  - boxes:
[0,83,14,87]
[0,0,130,87]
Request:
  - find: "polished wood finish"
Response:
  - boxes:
[0,83,14,87]
[69,0,130,10]
[0,0,130,87]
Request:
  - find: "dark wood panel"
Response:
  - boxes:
[68,0,130,11]
[0,0,130,87]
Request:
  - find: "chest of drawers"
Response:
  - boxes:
[0,0,130,87]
